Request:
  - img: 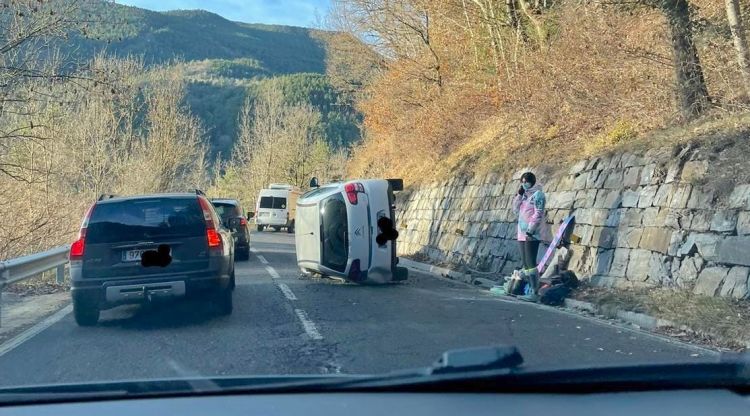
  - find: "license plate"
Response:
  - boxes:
[122,249,147,262]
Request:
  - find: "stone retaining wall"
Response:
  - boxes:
[396,149,750,299]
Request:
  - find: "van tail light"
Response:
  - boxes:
[70,204,95,260]
[197,197,223,249]
[344,182,364,205]
[240,218,248,226]
[348,259,363,282]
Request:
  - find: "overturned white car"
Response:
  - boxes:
[294,179,408,284]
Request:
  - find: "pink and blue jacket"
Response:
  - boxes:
[512,184,550,242]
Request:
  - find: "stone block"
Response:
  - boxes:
[625,249,651,282]
[572,172,589,190]
[638,185,659,208]
[694,266,729,296]
[738,212,750,235]
[594,189,622,209]
[587,170,606,188]
[686,188,714,210]
[716,236,750,266]
[569,160,588,175]
[668,230,688,256]
[710,210,738,233]
[665,161,682,184]
[603,170,624,189]
[689,210,712,232]
[674,255,704,288]
[607,154,622,170]
[677,233,721,260]
[556,175,575,191]
[593,249,630,277]
[591,248,614,276]
[640,164,656,185]
[681,160,708,183]
[585,158,601,171]
[623,167,641,188]
[663,209,688,229]
[591,227,618,249]
[556,191,578,209]
[647,253,672,285]
[669,185,692,209]
[575,189,598,208]
[640,227,672,253]
[641,207,661,227]
[653,184,674,207]
[720,266,749,299]
[621,208,643,227]
[616,227,643,249]
[621,189,640,208]
[729,184,750,209]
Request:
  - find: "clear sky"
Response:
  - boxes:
[116,0,331,27]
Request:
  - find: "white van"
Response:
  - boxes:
[294,178,408,284]
[255,184,301,233]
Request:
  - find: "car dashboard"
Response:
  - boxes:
[1,389,749,416]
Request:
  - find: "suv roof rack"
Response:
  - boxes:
[98,194,117,201]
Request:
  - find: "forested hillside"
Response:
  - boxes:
[61,1,361,157]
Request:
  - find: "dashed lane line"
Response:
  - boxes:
[265,266,280,279]
[294,309,323,340]
[277,283,298,301]
[256,255,269,264]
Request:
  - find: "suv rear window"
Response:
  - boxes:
[87,198,206,244]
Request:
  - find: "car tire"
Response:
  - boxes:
[236,246,250,261]
[273,226,281,232]
[257,225,264,232]
[73,298,100,326]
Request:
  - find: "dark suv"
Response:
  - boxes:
[69,192,235,326]
[210,198,251,261]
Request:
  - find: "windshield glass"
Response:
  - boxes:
[2,0,748,400]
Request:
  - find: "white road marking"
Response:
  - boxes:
[256,255,268,264]
[265,266,280,279]
[249,247,259,253]
[295,309,323,340]
[277,283,297,301]
[0,304,72,358]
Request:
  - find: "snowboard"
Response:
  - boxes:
[536,215,576,275]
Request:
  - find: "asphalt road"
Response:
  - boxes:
[0,231,717,387]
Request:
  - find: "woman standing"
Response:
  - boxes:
[511,172,548,302]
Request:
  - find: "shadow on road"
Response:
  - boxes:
[97,298,227,330]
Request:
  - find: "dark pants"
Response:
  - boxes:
[519,240,540,270]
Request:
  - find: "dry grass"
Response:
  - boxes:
[346,1,750,186]
[576,286,750,350]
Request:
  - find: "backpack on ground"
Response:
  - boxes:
[538,284,571,306]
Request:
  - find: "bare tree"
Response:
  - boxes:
[725,0,750,99]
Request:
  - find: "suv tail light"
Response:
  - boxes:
[240,217,247,226]
[344,182,364,205]
[70,204,95,260]
[197,197,223,249]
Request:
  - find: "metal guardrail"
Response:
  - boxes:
[0,245,70,326]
